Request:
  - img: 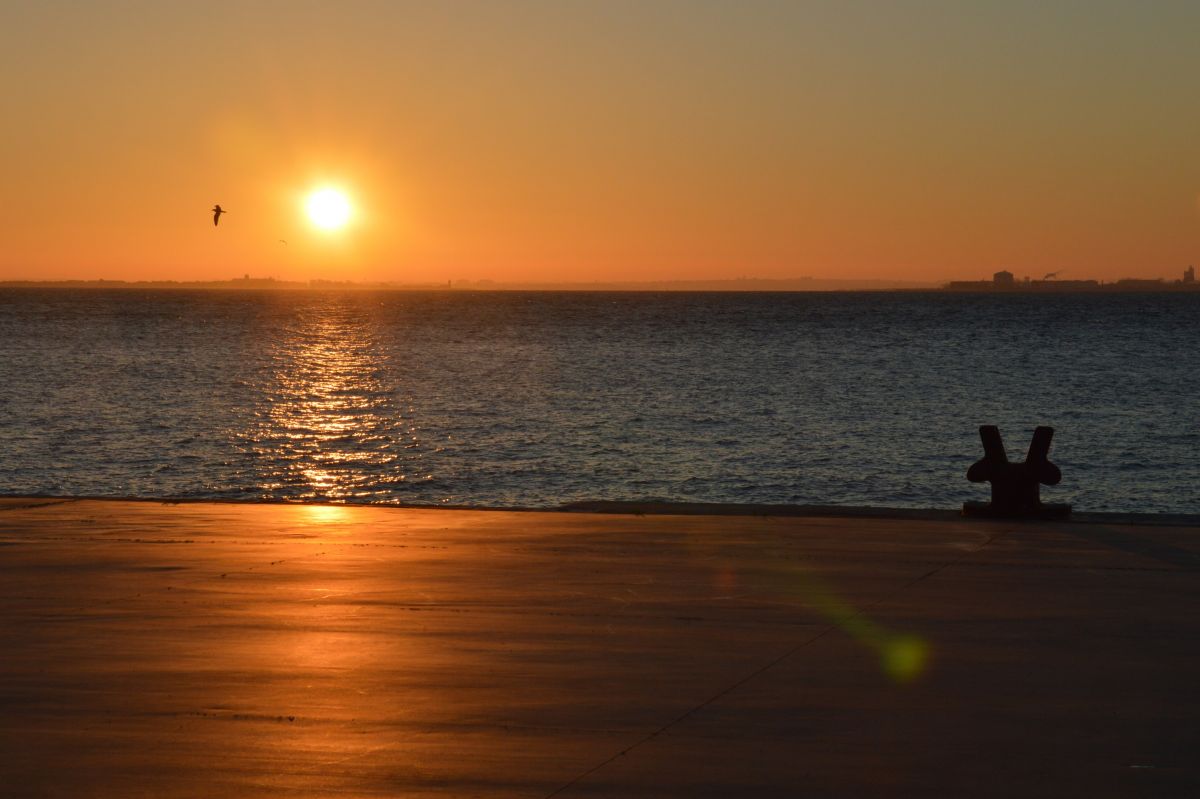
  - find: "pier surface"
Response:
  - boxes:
[1,498,1196,797]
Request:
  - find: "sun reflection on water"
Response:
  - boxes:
[236,298,428,501]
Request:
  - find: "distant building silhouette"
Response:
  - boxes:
[945,269,1200,292]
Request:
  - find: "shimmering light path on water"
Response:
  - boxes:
[1,289,1197,512]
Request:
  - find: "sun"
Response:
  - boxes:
[305,187,352,231]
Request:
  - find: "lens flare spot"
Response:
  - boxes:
[881,634,930,683]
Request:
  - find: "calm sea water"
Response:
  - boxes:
[1,289,1197,513]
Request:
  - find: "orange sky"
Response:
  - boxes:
[2,1,1198,284]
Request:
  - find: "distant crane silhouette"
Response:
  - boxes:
[1042,269,1065,280]
[212,205,226,226]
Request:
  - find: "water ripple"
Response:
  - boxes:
[1,289,1198,512]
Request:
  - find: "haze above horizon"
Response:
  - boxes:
[2,1,1198,284]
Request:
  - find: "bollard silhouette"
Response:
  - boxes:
[963,426,1071,518]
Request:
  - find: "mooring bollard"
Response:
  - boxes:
[963,425,1071,518]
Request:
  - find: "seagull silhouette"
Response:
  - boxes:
[212,205,226,226]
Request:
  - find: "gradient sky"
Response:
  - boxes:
[2,0,1198,283]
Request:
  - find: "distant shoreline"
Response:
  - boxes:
[0,277,937,292]
[5,278,1200,293]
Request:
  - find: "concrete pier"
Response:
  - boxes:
[1,498,1196,797]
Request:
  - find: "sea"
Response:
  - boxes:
[1,288,1197,514]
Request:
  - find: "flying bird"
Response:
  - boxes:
[212,205,226,226]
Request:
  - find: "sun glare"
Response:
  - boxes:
[305,188,352,231]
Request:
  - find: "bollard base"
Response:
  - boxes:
[962,501,1072,519]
